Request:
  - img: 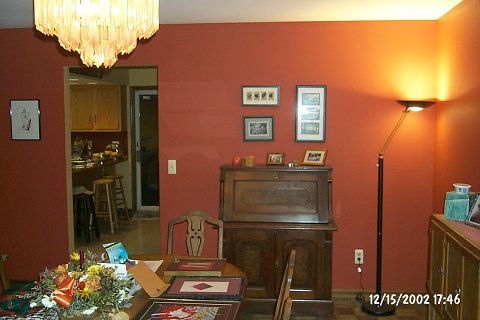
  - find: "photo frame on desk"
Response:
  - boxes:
[134,299,241,320]
[10,99,41,140]
[301,148,328,166]
[162,276,244,301]
[295,85,326,142]
[266,152,285,165]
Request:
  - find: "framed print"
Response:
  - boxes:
[295,85,326,142]
[162,276,244,300]
[243,116,274,141]
[10,99,41,140]
[242,86,280,106]
[266,152,285,165]
[134,299,241,320]
[466,194,480,228]
[302,148,328,166]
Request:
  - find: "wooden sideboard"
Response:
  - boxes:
[427,214,480,320]
[219,165,336,317]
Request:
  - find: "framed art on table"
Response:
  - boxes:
[466,194,480,228]
[242,86,280,106]
[243,116,274,141]
[295,85,326,142]
[10,99,41,140]
[162,276,244,300]
[134,299,241,320]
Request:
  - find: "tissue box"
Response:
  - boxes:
[444,192,477,221]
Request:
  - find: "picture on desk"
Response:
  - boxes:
[162,277,244,300]
[135,299,240,320]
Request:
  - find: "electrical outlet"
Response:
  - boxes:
[355,249,364,264]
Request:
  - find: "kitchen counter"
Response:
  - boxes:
[72,157,127,174]
[72,157,128,190]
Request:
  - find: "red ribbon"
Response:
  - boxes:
[53,275,76,308]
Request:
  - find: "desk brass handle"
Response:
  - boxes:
[272,172,279,180]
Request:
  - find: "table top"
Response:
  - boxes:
[126,254,246,319]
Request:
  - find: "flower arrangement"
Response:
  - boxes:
[22,250,132,319]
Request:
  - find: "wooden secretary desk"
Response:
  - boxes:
[219,164,336,317]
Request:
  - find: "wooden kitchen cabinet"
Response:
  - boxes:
[427,214,480,320]
[220,165,336,317]
[70,85,121,132]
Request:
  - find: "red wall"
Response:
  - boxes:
[434,0,480,212]
[0,17,444,292]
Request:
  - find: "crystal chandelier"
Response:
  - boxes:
[34,0,159,68]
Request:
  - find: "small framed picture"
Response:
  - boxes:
[302,148,328,166]
[266,152,285,165]
[243,116,274,141]
[10,99,41,140]
[295,85,326,142]
[466,194,480,228]
[242,86,280,106]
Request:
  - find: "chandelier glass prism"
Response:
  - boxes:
[34,0,159,68]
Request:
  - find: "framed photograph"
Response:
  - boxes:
[466,194,480,228]
[243,116,274,141]
[302,148,328,166]
[295,85,326,142]
[162,276,244,300]
[134,299,241,320]
[10,99,41,140]
[242,86,280,106]
[266,152,285,165]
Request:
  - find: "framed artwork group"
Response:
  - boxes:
[241,84,326,143]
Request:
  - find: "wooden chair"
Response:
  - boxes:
[273,248,296,320]
[0,257,10,293]
[167,209,224,258]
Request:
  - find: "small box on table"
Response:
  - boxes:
[444,192,477,221]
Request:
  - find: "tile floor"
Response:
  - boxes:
[74,216,428,320]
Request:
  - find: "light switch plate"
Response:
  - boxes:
[168,160,176,174]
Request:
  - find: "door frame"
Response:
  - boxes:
[132,88,159,212]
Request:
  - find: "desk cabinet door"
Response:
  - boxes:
[276,230,331,300]
[223,229,276,299]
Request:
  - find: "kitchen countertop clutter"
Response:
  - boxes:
[72,137,126,173]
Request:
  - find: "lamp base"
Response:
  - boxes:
[361,300,396,316]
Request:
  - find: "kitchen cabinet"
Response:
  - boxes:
[220,165,336,317]
[70,85,121,132]
[427,214,480,320]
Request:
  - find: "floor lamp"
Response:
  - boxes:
[361,100,435,316]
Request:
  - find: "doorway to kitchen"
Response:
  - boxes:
[66,66,160,255]
[133,89,159,214]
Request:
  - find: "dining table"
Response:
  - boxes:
[0,254,246,320]
[126,254,247,320]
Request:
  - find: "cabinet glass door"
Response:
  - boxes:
[134,89,159,212]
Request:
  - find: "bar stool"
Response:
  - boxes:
[103,173,130,221]
[92,178,118,234]
[73,186,100,243]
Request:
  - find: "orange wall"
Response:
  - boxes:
[0,19,439,291]
[434,0,480,212]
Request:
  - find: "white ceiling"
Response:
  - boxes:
[0,0,463,29]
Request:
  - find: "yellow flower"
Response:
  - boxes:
[70,252,80,261]
[87,264,103,275]
[55,264,68,273]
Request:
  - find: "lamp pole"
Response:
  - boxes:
[361,101,434,316]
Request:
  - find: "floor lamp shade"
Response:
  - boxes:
[361,100,434,316]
